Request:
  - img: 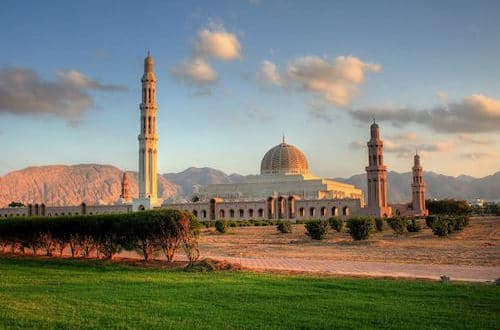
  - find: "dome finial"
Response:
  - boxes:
[147,48,150,56]
[282,132,286,144]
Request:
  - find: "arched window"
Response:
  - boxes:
[331,207,338,216]
[193,210,198,217]
[219,209,225,218]
[299,207,305,217]
[320,207,327,217]
[201,210,207,219]
[343,206,350,216]
[248,209,254,218]
[229,209,235,218]
[239,209,244,218]
[309,207,315,217]
[258,209,264,218]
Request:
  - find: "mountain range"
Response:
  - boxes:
[0,164,498,207]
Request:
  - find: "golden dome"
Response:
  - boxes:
[260,138,309,175]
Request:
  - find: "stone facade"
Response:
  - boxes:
[167,196,362,221]
[0,203,131,218]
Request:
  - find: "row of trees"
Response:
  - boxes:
[0,209,201,262]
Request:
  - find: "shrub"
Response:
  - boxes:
[215,220,228,233]
[328,217,344,232]
[430,216,470,237]
[406,219,422,233]
[425,215,436,228]
[277,221,292,233]
[305,220,329,240]
[386,217,407,235]
[347,217,374,240]
[374,218,384,232]
[431,216,451,237]
[452,216,469,232]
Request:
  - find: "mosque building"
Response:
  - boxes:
[166,120,396,220]
[0,52,427,219]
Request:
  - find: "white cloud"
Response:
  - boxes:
[258,60,283,87]
[172,57,218,85]
[258,55,381,106]
[172,22,242,91]
[194,23,242,61]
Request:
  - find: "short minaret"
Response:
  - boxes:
[365,120,392,217]
[118,172,132,204]
[133,51,162,210]
[411,152,428,216]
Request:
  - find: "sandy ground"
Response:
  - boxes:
[198,217,500,267]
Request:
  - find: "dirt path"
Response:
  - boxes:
[202,255,500,282]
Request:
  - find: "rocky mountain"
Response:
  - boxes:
[334,171,500,203]
[0,164,179,207]
[0,164,498,207]
[164,167,244,199]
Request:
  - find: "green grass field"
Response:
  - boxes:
[0,257,498,329]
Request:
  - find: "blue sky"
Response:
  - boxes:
[1,0,499,178]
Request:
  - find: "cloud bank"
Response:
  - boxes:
[350,94,500,133]
[0,66,127,126]
[349,132,455,158]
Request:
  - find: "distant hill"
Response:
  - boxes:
[164,167,244,199]
[0,164,179,207]
[0,164,498,207]
[335,171,500,203]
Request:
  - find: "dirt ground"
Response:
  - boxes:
[198,217,500,266]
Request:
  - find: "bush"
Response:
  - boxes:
[347,217,374,240]
[387,217,407,235]
[431,216,451,237]
[425,215,436,228]
[277,221,292,233]
[374,218,384,232]
[452,216,469,232]
[328,217,344,232]
[305,220,329,240]
[215,220,227,233]
[430,216,470,237]
[406,219,422,233]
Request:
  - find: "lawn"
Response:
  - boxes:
[0,257,498,329]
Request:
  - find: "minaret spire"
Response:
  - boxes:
[133,51,161,210]
[411,152,428,216]
[365,122,392,217]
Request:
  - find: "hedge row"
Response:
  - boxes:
[0,209,201,262]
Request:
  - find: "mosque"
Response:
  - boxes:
[0,53,427,219]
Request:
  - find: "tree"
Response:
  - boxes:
[8,202,24,208]
[426,199,471,215]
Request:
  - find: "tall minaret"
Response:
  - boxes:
[411,152,428,216]
[365,120,392,217]
[133,51,161,210]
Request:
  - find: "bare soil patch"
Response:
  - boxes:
[198,217,500,266]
